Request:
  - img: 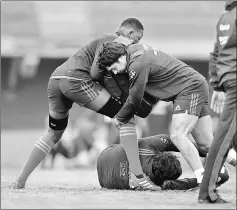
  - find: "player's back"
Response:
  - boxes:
[127,44,206,100]
[97,144,129,189]
[138,134,179,177]
[52,33,117,77]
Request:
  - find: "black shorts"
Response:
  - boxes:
[173,77,210,117]
[48,69,103,113]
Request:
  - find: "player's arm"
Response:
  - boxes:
[208,40,223,91]
[137,135,178,153]
[209,14,227,92]
[161,178,198,190]
[115,62,150,123]
[162,134,206,157]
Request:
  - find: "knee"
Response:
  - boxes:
[44,128,65,144]
[198,144,210,156]
[170,129,187,145]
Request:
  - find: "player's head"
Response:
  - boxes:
[117,18,144,44]
[97,42,128,74]
[225,0,237,10]
[151,152,182,186]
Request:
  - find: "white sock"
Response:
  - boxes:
[226,149,236,166]
[194,168,204,184]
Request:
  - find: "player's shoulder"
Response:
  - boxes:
[127,44,144,54]
[96,33,118,42]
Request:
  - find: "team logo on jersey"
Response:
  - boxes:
[128,70,136,82]
[219,36,229,45]
[160,137,168,144]
[120,161,129,179]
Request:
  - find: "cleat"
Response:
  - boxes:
[217,164,229,187]
[10,181,25,189]
[186,184,200,192]
[198,197,229,204]
[129,173,161,191]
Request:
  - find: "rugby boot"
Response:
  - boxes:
[129,173,161,191]
[10,181,25,189]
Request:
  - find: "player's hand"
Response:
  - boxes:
[112,117,124,129]
[210,91,226,114]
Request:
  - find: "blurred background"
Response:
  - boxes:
[1,1,225,169]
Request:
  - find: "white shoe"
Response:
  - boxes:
[129,173,161,191]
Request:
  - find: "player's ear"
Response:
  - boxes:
[128,30,133,38]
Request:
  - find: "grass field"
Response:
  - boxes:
[1,130,236,209]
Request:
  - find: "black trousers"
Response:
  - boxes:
[199,79,236,201]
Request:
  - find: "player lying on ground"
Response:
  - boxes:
[97,134,230,190]
[11,18,160,191]
[96,42,236,188]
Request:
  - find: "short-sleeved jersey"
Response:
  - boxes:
[209,6,236,91]
[97,134,178,189]
[116,44,206,123]
[51,33,118,78]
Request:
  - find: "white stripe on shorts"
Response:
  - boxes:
[81,82,97,100]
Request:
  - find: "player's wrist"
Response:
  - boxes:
[112,117,124,129]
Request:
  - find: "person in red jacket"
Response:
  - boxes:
[198,0,237,204]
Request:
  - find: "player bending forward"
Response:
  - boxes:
[97,134,229,190]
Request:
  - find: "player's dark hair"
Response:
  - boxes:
[151,152,182,186]
[120,18,144,30]
[97,42,127,70]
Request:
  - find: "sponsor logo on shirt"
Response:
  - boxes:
[219,24,230,31]
[174,105,182,111]
[120,161,129,179]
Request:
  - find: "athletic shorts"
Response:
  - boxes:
[47,69,103,113]
[97,144,130,190]
[173,76,210,117]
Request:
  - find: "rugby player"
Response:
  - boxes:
[199,0,237,204]
[11,18,159,191]
[96,42,236,186]
[97,134,229,190]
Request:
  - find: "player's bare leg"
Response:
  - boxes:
[84,87,110,111]
[192,115,236,167]
[11,111,68,189]
[119,118,160,191]
[170,112,204,183]
[191,115,213,157]
[87,88,159,190]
